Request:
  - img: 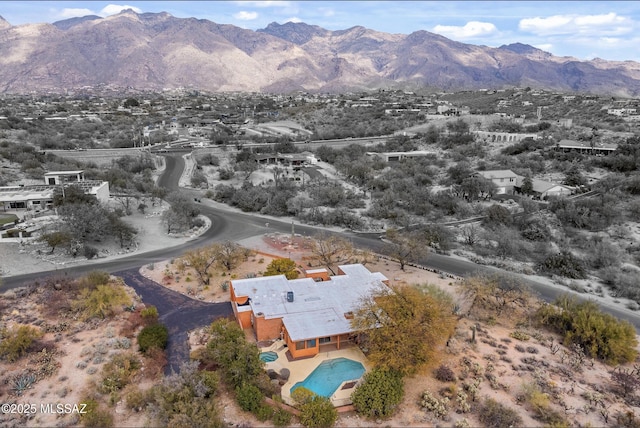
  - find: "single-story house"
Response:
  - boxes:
[230,264,389,359]
[555,140,617,155]
[366,150,435,163]
[516,177,573,199]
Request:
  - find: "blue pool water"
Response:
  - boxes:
[259,351,278,362]
[290,357,365,398]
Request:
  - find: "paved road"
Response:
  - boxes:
[4,153,640,333]
[115,268,233,374]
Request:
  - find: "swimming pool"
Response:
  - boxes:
[290,357,365,398]
[259,351,278,362]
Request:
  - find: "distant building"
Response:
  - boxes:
[474,170,519,194]
[555,139,617,155]
[0,170,109,211]
[366,150,435,162]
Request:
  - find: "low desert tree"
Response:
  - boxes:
[483,204,512,228]
[216,241,249,271]
[351,368,404,419]
[383,229,428,271]
[292,387,338,428]
[351,285,456,376]
[162,191,200,233]
[137,324,169,354]
[309,233,354,274]
[537,250,587,279]
[182,245,220,286]
[39,230,72,254]
[204,319,265,389]
[264,258,299,279]
[460,273,531,317]
[536,295,638,364]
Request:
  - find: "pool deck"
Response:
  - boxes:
[260,340,371,407]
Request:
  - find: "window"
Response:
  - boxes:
[307,339,316,348]
[319,337,331,344]
[296,341,305,350]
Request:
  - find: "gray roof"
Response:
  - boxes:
[231,264,389,341]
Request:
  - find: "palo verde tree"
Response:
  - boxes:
[351,367,404,419]
[351,285,456,376]
[264,258,299,279]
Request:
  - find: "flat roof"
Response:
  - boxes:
[44,170,84,175]
[232,264,389,341]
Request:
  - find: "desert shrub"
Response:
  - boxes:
[537,251,586,279]
[293,387,338,428]
[74,282,132,320]
[83,245,99,259]
[146,361,221,427]
[236,382,264,413]
[124,386,152,412]
[351,368,404,419]
[0,325,43,362]
[420,389,449,419]
[478,397,522,428]
[140,306,159,324]
[203,319,264,389]
[272,407,293,427]
[143,346,168,379]
[99,352,141,394]
[434,364,457,382]
[509,331,530,341]
[520,382,568,425]
[80,398,114,428]
[137,324,168,354]
[537,295,638,364]
[256,404,274,421]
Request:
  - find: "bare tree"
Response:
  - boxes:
[383,229,428,271]
[309,233,354,274]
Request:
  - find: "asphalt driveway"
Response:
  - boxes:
[115,268,233,374]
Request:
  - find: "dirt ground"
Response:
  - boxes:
[142,232,640,427]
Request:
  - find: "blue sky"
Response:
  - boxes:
[2,1,640,62]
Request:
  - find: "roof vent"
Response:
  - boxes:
[286,291,294,302]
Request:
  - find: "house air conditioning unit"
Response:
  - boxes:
[286,291,294,302]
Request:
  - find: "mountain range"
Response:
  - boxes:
[1,9,640,96]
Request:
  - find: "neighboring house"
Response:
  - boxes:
[366,151,435,162]
[474,170,519,194]
[516,177,573,199]
[255,152,318,166]
[0,170,109,211]
[555,139,617,156]
[229,264,389,360]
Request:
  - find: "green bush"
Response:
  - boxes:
[537,251,586,279]
[80,398,114,428]
[0,325,43,362]
[99,353,141,394]
[293,387,337,428]
[74,282,132,320]
[351,368,404,418]
[137,324,169,354]
[478,398,522,428]
[140,306,159,324]
[256,403,274,421]
[536,295,638,364]
[236,383,264,413]
[272,408,293,427]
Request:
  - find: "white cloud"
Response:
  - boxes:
[59,8,96,19]
[99,4,143,16]
[234,11,259,21]
[433,21,498,39]
[233,1,291,8]
[285,17,302,23]
[519,13,634,36]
